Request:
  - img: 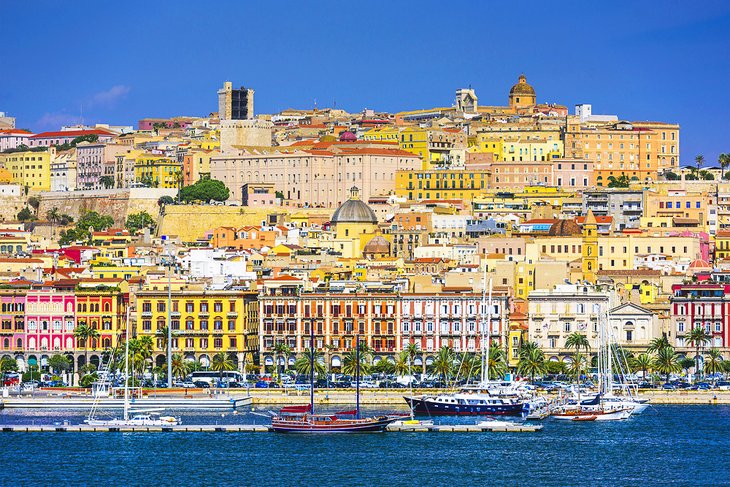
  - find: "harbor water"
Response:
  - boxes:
[0,405,728,486]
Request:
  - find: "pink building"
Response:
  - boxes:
[28,129,115,148]
[0,289,26,358]
[24,291,76,359]
[0,129,33,151]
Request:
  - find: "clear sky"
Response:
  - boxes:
[1,0,729,165]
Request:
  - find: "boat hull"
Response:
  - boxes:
[405,396,526,416]
[270,416,396,433]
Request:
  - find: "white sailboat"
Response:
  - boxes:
[84,307,180,427]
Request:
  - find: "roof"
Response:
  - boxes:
[0,129,32,135]
[30,129,115,139]
[331,189,378,225]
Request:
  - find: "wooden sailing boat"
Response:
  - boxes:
[270,331,397,433]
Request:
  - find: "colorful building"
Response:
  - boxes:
[134,154,181,189]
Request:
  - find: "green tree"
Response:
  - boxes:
[211,352,236,385]
[393,350,411,377]
[686,326,711,381]
[47,354,72,374]
[653,347,680,383]
[125,211,156,234]
[293,348,326,377]
[156,325,172,368]
[720,153,730,180]
[372,359,395,375]
[695,154,705,174]
[158,195,175,208]
[631,353,653,380]
[73,324,100,373]
[647,335,671,355]
[664,171,680,181]
[27,196,40,213]
[179,178,230,203]
[429,346,456,385]
[704,348,723,382]
[170,353,189,380]
[46,207,60,238]
[60,211,114,245]
[699,170,714,181]
[607,173,630,188]
[99,175,115,189]
[565,332,590,383]
[17,207,34,222]
[568,353,588,382]
[487,343,508,380]
[341,344,372,376]
[545,360,567,375]
[273,342,291,382]
[517,342,547,382]
[0,356,18,385]
[679,357,694,377]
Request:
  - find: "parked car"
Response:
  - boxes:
[255,380,269,388]
[717,381,730,391]
[662,383,677,390]
[193,381,210,388]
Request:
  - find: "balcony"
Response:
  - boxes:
[199,311,210,317]
[141,311,152,317]
[227,312,238,318]
[170,311,181,318]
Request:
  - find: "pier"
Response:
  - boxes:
[0,423,542,433]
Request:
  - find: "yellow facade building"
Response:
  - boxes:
[3,150,51,191]
[395,169,489,201]
[134,154,181,189]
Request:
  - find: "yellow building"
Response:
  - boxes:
[469,132,563,162]
[472,186,576,218]
[134,154,181,189]
[364,127,467,169]
[135,285,259,370]
[75,279,128,357]
[395,169,489,201]
[3,150,51,191]
[582,211,598,283]
[331,187,380,259]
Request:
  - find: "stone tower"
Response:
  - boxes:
[581,210,598,283]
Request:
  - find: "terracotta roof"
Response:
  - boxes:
[268,275,301,281]
[30,129,115,139]
[0,129,32,135]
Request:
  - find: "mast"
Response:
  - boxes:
[309,322,314,415]
[480,265,487,385]
[487,279,492,383]
[355,335,360,419]
[124,305,130,421]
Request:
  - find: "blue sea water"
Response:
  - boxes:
[0,405,728,486]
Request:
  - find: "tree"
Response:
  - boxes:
[293,349,326,377]
[631,353,653,380]
[156,325,172,368]
[125,211,156,234]
[653,347,680,383]
[568,353,588,382]
[647,335,671,355]
[211,352,235,385]
[704,348,723,383]
[17,207,34,222]
[699,170,714,181]
[47,354,72,374]
[393,350,411,378]
[487,343,508,380]
[273,342,291,382]
[27,196,40,213]
[60,211,114,245]
[179,178,230,203]
[46,207,60,237]
[372,359,395,375]
[0,356,18,385]
[517,343,546,382]
[565,332,590,383]
[99,175,115,189]
[607,174,630,188]
[545,360,567,376]
[341,343,372,376]
[695,154,705,174]
[720,153,730,180]
[664,171,680,181]
[429,346,456,385]
[74,324,100,373]
[170,353,189,380]
[679,357,695,378]
[158,195,174,208]
[686,326,711,381]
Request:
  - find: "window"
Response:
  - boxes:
[626,330,633,342]
[563,323,571,333]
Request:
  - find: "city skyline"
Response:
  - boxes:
[1,1,729,164]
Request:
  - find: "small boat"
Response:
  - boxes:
[572,415,597,422]
[86,410,181,427]
[552,407,631,421]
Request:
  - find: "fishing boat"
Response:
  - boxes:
[83,307,181,427]
[270,333,398,433]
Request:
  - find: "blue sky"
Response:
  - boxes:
[1,0,729,165]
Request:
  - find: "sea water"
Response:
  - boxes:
[0,404,727,486]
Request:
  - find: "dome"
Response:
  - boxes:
[688,259,711,269]
[363,235,390,254]
[331,187,378,224]
[509,74,535,96]
[339,131,357,142]
[547,219,581,236]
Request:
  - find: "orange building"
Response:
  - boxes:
[211,226,278,250]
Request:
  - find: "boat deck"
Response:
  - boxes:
[0,423,542,433]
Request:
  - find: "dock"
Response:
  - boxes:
[1,396,252,410]
[0,423,542,433]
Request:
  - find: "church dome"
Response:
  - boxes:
[509,74,536,96]
[363,235,390,254]
[339,131,357,142]
[331,187,378,224]
[548,219,581,236]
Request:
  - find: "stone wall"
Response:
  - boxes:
[157,205,279,242]
[37,188,177,227]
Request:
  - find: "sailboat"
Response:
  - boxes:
[552,307,631,422]
[270,332,397,433]
[404,275,529,416]
[392,341,433,427]
[84,307,180,427]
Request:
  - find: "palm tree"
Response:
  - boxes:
[428,346,456,386]
[719,153,730,180]
[679,358,694,378]
[686,326,711,381]
[323,343,336,384]
[703,348,723,384]
[455,352,480,381]
[74,324,100,373]
[156,325,172,364]
[631,353,653,381]
[568,353,588,382]
[211,352,235,385]
[273,342,291,382]
[46,207,60,238]
[653,347,680,383]
[487,343,508,380]
[695,154,705,175]
[565,332,590,384]
[293,348,326,377]
[341,347,371,376]
[646,335,671,355]
[393,350,411,377]
[517,345,546,382]
[170,353,189,381]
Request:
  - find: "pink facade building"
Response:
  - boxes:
[0,290,26,357]
[28,129,115,148]
[24,291,76,356]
